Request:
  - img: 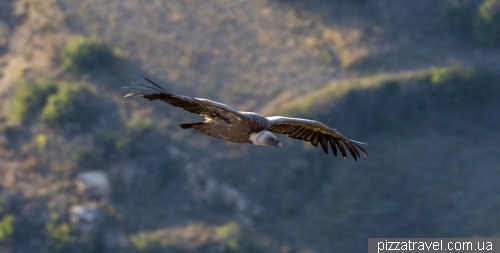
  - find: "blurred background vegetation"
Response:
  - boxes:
[0,0,499,252]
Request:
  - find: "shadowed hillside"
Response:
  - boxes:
[0,0,499,252]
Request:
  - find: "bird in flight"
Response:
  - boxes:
[125,77,367,161]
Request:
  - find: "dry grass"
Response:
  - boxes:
[322,26,370,68]
[0,0,74,118]
[1,0,500,252]
[57,0,339,106]
[273,69,428,116]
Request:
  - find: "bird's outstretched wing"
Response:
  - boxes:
[267,116,367,161]
[124,77,246,123]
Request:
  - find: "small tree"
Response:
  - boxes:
[40,82,100,129]
[61,36,117,72]
[45,216,73,253]
[11,79,103,130]
[0,198,14,242]
[474,0,500,47]
[11,79,58,123]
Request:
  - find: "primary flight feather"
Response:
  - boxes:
[125,77,367,161]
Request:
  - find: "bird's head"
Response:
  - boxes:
[249,130,282,148]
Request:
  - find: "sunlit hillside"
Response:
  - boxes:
[0,0,499,252]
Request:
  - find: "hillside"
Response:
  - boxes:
[1,0,500,252]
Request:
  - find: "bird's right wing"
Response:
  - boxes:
[267,116,367,161]
[124,77,247,123]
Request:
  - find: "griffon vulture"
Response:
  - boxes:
[124,77,367,161]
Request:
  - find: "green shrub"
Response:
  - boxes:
[41,84,78,123]
[429,65,478,107]
[0,198,14,242]
[12,79,103,129]
[439,0,500,47]
[40,82,100,129]
[474,0,500,46]
[46,219,73,253]
[61,36,117,72]
[216,221,262,253]
[429,64,475,85]
[11,79,58,123]
[0,215,14,241]
[130,232,159,252]
[217,221,241,251]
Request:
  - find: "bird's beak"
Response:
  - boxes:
[277,141,282,148]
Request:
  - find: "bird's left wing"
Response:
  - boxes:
[267,116,367,161]
[125,77,246,123]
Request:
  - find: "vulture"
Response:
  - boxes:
[124,77,367,161]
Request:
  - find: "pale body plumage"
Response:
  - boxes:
[125,77,367,161]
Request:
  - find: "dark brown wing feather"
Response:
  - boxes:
[124,77,246,123]
[267,116,367,161]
